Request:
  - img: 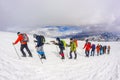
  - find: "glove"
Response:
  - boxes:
[12,42,15,45]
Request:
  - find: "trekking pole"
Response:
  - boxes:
[55,45,61,56]
[51,41,59,54]
[34,41,43,64]
[66,47,69,58]
[51,41,63,60]
[13,44,21,59]
[76,47,83,56]
[38,54,43,64]
[56,45,59,53]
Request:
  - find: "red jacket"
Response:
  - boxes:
[84,42,91,51]
[14,34,27,45]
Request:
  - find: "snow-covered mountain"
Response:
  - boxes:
[0,31,120,80]
[72,32,119,41]
[30,26,82,37]
[30,26,120,41]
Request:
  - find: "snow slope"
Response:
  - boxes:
[0,31,120,80]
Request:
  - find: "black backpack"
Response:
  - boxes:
[40,35,45,44]
[60,40,65,50]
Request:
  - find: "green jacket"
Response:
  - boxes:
[70,42,77,51]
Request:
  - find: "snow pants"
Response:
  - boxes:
[20,44,32,56]
[91,50,95,56]
[69,50,77,59]
[59,48,65,59]
[36,46,46,58]
[85,50,90,57]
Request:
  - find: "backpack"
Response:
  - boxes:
[74,39,78,47]
[61,40,66,48]
[40,35,45,44]
[21,33,29,42]
[60,40,65,50]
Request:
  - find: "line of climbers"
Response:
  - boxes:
[12,32,111,59]
[83,39,110,57]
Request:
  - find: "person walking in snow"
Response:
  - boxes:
[83,39,91,57]
[67,38,77,59]
[33,34,46,59]
[107,45,110,54]
[103,46,107,54]
[53,37,65,59]
[96,44,100,56]
[90,44,96,56]
[100,45,103,55]
[13,32,33,57]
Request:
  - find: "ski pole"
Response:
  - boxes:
[13,44,21,59]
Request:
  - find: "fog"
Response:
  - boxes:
[0,0,120,32]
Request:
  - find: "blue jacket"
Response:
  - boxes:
[91,44,95,51]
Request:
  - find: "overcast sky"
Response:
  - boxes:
[0,0,120,32]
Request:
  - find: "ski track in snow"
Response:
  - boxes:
[0,31,120,80]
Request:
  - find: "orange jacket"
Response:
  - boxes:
[96,45,100,52]
[14,34,27,44]
[83,42,91,51]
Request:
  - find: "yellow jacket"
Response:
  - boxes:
[70,42,77,51]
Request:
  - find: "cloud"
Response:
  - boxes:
[0,0,120,32]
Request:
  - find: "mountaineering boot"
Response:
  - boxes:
[41,54,46,59]
[43,56,46,59]
[28,54,33,57]
[22,55,26,57]
[74,53,77,59]
[61,56,65,59]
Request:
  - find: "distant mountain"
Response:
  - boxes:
[61,31,120,41]
[30,26,120,41]
[30,26,82,37]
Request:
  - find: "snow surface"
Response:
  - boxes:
[0,31,120,80]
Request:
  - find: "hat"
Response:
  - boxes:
[70,38,73,40]
[56,37,60,41]
[33,34,37,38]
[17,32,20,35]
[86,39,89,42]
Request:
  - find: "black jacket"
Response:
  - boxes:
[57,41,64,50]
[35,35,45,47]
